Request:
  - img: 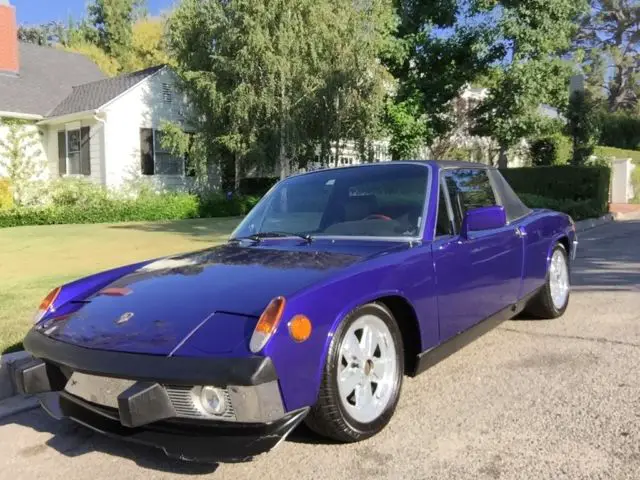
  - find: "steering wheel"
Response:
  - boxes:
[364,213,393,221]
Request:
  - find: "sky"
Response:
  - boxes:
[12,0,177,25]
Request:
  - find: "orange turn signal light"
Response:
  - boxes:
[34,286,61,323]
[250,297,286,352]
[288,315,312,343]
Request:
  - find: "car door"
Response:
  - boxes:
[432,168,524,341]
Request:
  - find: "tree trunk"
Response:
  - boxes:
[279,71,288,180]
[498,144,508,169]
[234,153,240,191]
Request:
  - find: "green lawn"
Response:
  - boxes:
[0,217,241,354]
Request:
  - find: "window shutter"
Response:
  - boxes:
[140,128,154,175]
[58,131,66,176]
[80,126,91,176]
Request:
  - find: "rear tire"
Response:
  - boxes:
[524,243,570,319]
[305,303,404,442]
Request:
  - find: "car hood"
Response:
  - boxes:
[40,241,395,356]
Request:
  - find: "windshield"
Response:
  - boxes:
[232,163,430,240]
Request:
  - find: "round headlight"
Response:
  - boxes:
[199,386,226,416]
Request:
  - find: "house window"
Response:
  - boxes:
[57,127,91,176]
[140,128,190,176]
[162,83,173,104]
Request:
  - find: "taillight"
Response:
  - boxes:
[249,297,286,353]
[34,287,61,324]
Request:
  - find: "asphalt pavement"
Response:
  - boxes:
[1,220,639,480]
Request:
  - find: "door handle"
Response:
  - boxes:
[514,227,527,238]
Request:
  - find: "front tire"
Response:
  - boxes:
[305,303,404,442]
[525,243,571,319]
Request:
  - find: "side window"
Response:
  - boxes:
[443,169,497,231]
[435,181,454,236]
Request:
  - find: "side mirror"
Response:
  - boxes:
[461,206,507,238]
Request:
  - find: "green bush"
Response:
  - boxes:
[49,178,110,207]
[518,194,603,221]
[599,112,640,151]
[0,190,262,229]
[501,165,611,216]
[529,134,571,166]
[0,178,12,210]
[0,194,200,228]
[198,192,260,217]
[239,177,279,196]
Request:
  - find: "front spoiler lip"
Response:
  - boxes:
[39,391,309,463]
[23,329,276,386]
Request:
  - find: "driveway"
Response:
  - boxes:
[1,220,639,480]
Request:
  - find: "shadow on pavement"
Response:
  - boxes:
[0,402,328,472]
[571,220,640,292]
[0,407,219,475]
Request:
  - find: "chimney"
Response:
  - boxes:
[0,0,19,75]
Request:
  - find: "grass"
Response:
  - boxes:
[0,217,241,354]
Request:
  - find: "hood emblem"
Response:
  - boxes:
[116,312,134,325]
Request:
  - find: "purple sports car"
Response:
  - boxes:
[17,161,577,463]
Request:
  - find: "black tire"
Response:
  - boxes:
[305,303,404,443]
[524,243,570,319]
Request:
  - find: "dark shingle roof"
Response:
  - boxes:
[0,43,106,116]
[48,65,165,118]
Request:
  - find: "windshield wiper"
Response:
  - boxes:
[231,231,313,243]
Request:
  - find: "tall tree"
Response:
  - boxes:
[472,0,589,167]
[574,0,640,112]
[166,0,396,187]
[87,0,146,61]
[385,1,502,159]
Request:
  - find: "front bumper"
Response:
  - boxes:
[17,330,307,463]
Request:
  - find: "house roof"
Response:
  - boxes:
[0,43,106,117]
[47,65,165,118]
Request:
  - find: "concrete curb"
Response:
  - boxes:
[0,350,31,401]
[0,351,40,419]
[575,213,615,233]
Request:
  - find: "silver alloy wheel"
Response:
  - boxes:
[549,249,570,310]
[336,314,398,424]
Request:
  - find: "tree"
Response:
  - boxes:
[87,0,146,61]
[166,0,396,187]
[0,120,45,206]
[384,97,430,159]
[574,0,640,112]
[566,91,600,165]
[472,0,589,167]
[384,1,504,157]
[63,40,122,76]
[129,18,170,71]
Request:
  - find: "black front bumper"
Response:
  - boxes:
[39,391,307,463]
[17,330,307,463]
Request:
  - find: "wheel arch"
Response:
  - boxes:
[373,295,422,376]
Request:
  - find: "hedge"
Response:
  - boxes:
[0,193,261,229]
[501,166,611,216]
[518,194,603,221]
[599,112,640,151]
[239,177,279,196]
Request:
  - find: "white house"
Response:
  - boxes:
[0,0,195,193]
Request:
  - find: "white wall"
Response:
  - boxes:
[610,158,635,204]
[102,67,197,191]
[45,119,104,184]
